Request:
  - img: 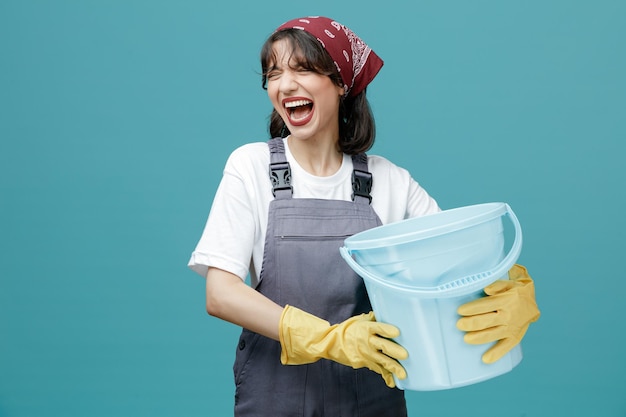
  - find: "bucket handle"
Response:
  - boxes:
[340,203,523,298]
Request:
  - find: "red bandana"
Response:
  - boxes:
[276,16,383,97]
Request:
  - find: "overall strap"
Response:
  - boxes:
[351,153,373,205]
[268,138,293,199]
[268,138,373,204]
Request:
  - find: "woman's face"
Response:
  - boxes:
[266,39,345,144]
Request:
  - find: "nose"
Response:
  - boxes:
[278,69,298,93]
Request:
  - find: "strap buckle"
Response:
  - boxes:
[269,162,293,197]
[352,169,372,203]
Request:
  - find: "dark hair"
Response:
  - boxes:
[260,29,376,155]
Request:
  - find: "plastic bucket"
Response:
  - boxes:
[340,203,523,391]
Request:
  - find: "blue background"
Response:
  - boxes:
[1,1,624,416]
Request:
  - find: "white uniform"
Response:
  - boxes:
[188,138,440,287]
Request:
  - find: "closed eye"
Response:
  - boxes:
[267,72,280,80]
[266,65,282,80]
[292,64,315,74]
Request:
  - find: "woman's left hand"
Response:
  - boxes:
[456,264,541,364]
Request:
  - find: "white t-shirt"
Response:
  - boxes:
[188,138,440,287]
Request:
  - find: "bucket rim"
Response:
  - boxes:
[344,202,508,251]
[339,203,523,298]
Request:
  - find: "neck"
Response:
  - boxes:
[287,135,343,177]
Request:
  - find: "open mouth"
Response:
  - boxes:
[284,98,314,126]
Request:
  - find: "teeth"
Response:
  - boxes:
[285,99,312,108]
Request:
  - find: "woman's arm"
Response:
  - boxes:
[205,267,283,341]
[206,266,408,387]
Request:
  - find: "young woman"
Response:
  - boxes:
[189,16,540,416]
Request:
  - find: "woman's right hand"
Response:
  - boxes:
[279,305,408,388]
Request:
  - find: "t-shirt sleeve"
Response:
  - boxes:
[187,149,258,280]
[368,155,441,222]
[405,176,441,218]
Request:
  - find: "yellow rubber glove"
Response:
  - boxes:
[279,305,408,388]
[456,264,540,364]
